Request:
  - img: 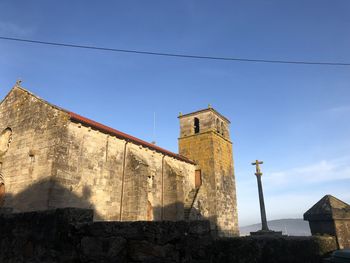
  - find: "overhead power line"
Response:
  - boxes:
[0,36,349,66]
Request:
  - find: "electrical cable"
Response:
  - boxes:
[1,36,349,66]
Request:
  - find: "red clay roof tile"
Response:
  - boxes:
[69,112,195,164]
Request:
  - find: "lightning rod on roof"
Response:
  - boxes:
[151,112,156,145]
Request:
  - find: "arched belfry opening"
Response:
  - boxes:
[221,122,224,136]
[194,117,200,134]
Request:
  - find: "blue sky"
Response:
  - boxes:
[0,1,349,226]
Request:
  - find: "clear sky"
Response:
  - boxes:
[0,0,349,226]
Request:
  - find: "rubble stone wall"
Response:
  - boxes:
[335,220,350,249]
[0,208,338,263]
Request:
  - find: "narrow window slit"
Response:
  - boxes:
[194,118,200,134]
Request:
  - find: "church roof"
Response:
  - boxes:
[304,195,350,221]
[6,86,195,165]
[69,112,195,164]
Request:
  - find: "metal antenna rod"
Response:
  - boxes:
[152,112,156,144]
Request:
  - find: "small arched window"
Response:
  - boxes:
[0,128,12,156]
[221,122,225,136]
[194,118,200,134]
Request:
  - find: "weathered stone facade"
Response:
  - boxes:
[0,86,197,221]
[304,195,350,249]
[178,108,239,236]
[49,118,196,221]
[0,87,68,212]
[0,86,239,236]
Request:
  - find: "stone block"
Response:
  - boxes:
[80,236,127,262]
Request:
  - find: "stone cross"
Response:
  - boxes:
[15,79,22,87]
[251,160,269,231]
[252,160,263,176]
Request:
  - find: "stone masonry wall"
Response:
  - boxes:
[0,208,338,263]
[213,132,239,236]
[179,110,229,139]
[50,114,196,221]
[335,220,350,249]
[180,132,217,226]
[0,87,68,212]
[49,121,125,220]
[0,87,197,222]
[179,109,239,236]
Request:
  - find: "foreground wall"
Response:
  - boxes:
[0,208,338,263]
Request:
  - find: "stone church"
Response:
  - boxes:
[0,84,239,236]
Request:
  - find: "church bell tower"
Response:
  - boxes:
[178,106,239,236]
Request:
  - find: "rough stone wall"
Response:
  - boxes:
[163,157,190,221]
[179,110,229,139]
[180,133,216,225]
[308,220,336,237]
[0,87,197,221]
[0,87,68,212]
[0,208,338,263]
[335,220,350,248]
[213,235,337,263]
[179,109,239,237]
[212,132,239,236]
[122,145,151,221]
[48,121,125,220]
[51,120,196,221]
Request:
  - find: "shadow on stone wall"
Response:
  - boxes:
[2,180,204,226]
[1,179,102,219]
[2,180,234,238]
[152,203,225,237]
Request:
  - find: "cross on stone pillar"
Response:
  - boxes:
[251,160,269,231]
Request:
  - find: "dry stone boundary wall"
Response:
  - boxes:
[0,208,338,263]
